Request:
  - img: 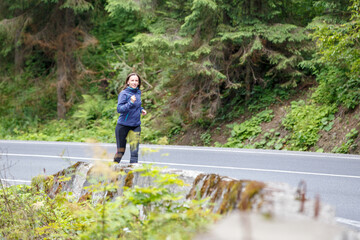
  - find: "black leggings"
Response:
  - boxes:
[115,124,141,163]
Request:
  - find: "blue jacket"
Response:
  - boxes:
[116,87,143,127]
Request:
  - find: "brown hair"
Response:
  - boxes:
[124,73,141,90]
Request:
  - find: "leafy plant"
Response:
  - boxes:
[0,183,77,239]
[200,131,212,146]
[311,0,360,109]
[224,109,274,148]
[332,128,359,153]
[77,164,218,239]
[246,86,293,112]
[282,100,337,150]
[73,94,116,124]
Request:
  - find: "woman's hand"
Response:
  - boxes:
[142,109,147,116]
[130,95,136,103]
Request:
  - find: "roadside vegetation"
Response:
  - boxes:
[0,163,218,239]
[0,0,359,154]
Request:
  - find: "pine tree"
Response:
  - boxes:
[0,0,96,118]
[107,0,314,119]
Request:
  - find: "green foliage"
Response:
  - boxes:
[180,0,218,35]
[141,122,163,144]
[332,128,359,153]
[246,85,293,112]
[313,66,360,110]
[1,0,359,154]
[224,109,274,148]
[73,94,116,124]
[0,69,57,136]
[200,131,212,146]
[0,118,112,142]
[40,0,94,13]
[0,93,119,142]
[164,111,185,139]
[103,0,315,123]
[78,164,217,239]
[0,0,36,57]
[312,66,347,105]
[311,0,360,109]
[251,128,288,150]
[0,90,168,144]
[0,183,77,239]
[59,0,94,13]
[210,20,311,120]
[282,100,337,150]
[105,0,141,15]
[0,164,218,239]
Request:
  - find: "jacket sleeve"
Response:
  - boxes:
[117,91,135,113]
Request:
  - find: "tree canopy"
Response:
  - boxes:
[0,0,358,131]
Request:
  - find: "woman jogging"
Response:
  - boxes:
[114,73,147,163]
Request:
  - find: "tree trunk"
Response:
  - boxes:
[14,30,24,75]
[243,0,250,15]
[245,61,251,100]
[56,8,76,119]
[14,7,25,75]
[56,54,68,119]
[255,0,262,14]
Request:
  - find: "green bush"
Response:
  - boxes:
[224,109,274,148]
[246,86,292,112]
[73,94,117,125]
[282,100,337,150]
[312,65,360,109]
[0,183,76,239]
[0,92,167,144]
[332,128,359,153]
[311,0,360,110]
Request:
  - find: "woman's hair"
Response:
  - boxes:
[123,73,141,90]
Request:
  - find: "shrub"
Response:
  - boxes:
[224,109,274,148]
[282,100,337,150]
[332,128,359,154]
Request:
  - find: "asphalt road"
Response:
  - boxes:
[1,140,360,230]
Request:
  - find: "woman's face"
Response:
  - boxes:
[127,75,139,88]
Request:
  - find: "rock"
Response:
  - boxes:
[43,161,359,238]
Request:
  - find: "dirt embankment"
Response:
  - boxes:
[173,87,360,155]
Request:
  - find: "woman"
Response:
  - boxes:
[114,73,147,163]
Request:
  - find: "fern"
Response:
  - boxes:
[73,95,114,123]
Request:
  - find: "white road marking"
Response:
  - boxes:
[1,140,360,160]
[2,153,360,179]
[1,178,31,183]
[336,217,360,229]
[1,153,102,161]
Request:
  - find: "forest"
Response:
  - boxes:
[1,0,360,154]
